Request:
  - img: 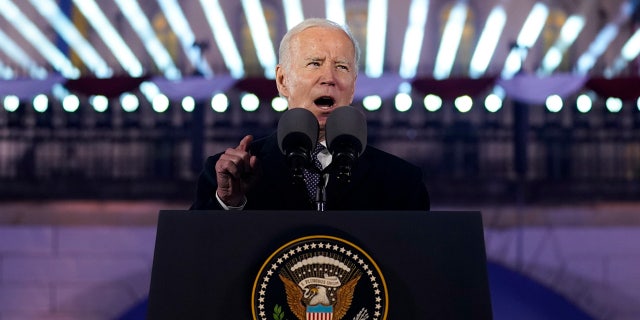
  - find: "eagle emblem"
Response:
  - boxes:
[252,236,388,320]
[280,264,361,320]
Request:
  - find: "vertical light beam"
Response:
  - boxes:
[578,1,636,75]
[199,0,245,78]
[326,0,346,25]
[605,28,640,76]
[29,0,112,78]
[399,0,429,79]
[433,2,467,80]
[539,15,585,75]
[501,2,549,79]
[0,61,13,79]
[241,0,278,79]
[157,0,214,77]
[0,28,47,78]
[282,0,304,30]
[469,5,506,78]
[366,0,389,78]
[72,0,144,76]
[0,0,79,78]
[113,0,181,79]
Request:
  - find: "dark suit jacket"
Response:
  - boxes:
[190,133,430,211]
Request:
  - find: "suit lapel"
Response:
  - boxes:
[257,134,311,207]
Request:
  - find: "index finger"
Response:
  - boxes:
[236,134,253,152]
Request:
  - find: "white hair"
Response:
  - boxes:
[278,18,360,73]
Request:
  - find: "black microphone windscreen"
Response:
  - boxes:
[277,108,319,155]
[325,106,367,157]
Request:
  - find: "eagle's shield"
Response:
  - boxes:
[306,304,333,320]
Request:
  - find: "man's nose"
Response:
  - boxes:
[319,65,336,86]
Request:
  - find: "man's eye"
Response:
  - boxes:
[308,62,321,67]
[337,65,349,71]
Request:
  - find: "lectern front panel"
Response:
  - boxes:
[147,210,492,319]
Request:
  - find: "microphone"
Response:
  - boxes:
[277,108,319,182]
[325,106,367,182]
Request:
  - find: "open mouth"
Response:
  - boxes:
[314,96,335,108]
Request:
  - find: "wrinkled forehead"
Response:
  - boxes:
[290,27,356,61]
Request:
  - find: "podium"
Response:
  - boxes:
[147,210,492,319]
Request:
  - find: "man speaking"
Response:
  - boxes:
[190,18,429,211]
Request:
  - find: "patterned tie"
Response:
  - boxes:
[303,143,324,200]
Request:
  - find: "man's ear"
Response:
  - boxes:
[275,64,289,97]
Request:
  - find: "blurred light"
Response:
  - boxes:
[241,93,260,112]
[3,95,20,112]
[114,0,181,79]
[606,27,640,76]
[325,0,345,25]
[605,97,623,113]
[271,96,288,112]
[0,0,79,78]
[72,0,144,77]
[241,0,277,79]
[362,95,382,111]
[365,0,388,77]
[157,0,213,77]
[0,60,13,79]
[0,28,47,78]
[433,2,467,80]
[517,3,549,48]
[120,93,139,113]
[503,50,524,78]
[424,94,442,112]
[621,28,640,61]
[139,82,164,107]
[545,95,563,113]
[454,95,473,113]
[394,93,412,112]
[576,2,633,75]
[484,94,503,113]
[211,93,229,113]
[502,2,549,79]
[469,6,506,78]
[576,94,592,113]
[200,0,244,78]
[397,82,412,94]
[91,95,109,112]
[152,94,170,113]
[577,25,620,74]
[182,96,195,112]
[637,97,640,111]
[52,83,69,101]
[539,15,585,74]
[30,0,111,78]
[399,0,429,78]
[282,0,304,30]
[62,95,80,113]
[492,85,506,99]
[33,94,48,113]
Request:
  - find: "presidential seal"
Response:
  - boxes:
[252,235,388,320]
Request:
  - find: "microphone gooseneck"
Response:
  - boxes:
[277,108,319,183]
[325,106,367,183]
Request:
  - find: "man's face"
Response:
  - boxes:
[276,26,357,140]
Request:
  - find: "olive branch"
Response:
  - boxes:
[273,304,285,320]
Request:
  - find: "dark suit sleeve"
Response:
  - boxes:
[189,155,224,210]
